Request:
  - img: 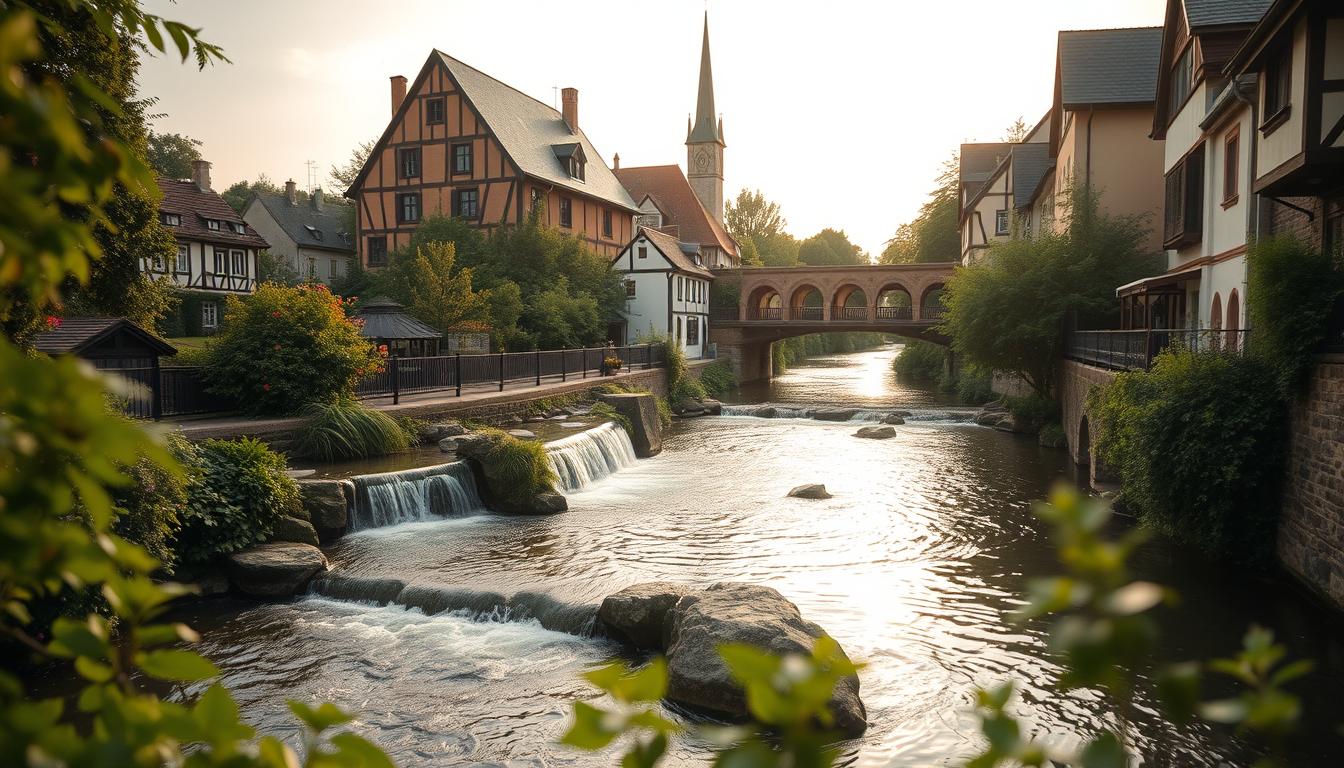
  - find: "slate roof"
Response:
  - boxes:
[436,52,638,212]
[637,226,713,278]
[960,143,1013,184]
[613,165,736,253]
[356,299,442,341]
[32,317,176,356]
[248,192,355,255]
[1010,144,1054,210]
[156,178,269,249]
[1185,0,1272,29]
[1058,27,1163,107]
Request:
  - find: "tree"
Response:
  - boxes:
[724,188,799,267]
[404,241,492,333]
[146,129,202,178]
[256,249,300,286]
[880,152,960,265]
[737,234,763,267]
[329,137,376,191]
[221,174,286,214]
[941,185,1162,398]
[1003,116,1030,142]
[799,228,867,266]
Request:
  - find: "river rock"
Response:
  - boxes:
[296,479,348,537]
[527,492,568,515]
[524,415,547,423]
[855,426,897,440]
[284,468,316,479]
[507,429,538,440]
[788,484,832,500]
[421,422,466,442]
[701,398,723,416]
[881,414,906,425]
[745,406,777,419]
[598,582,694,648]
[439,436,465,453]
[664,583,867,737]
[269,515,319,546]
[225,542,328,597]
[812,408,858,422]
[596,393,662,457]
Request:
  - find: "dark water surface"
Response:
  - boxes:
[184,345,1344,766]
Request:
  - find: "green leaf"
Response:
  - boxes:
[1079,730,1128,768]
[719,644,779,687]
[560,701,620,750]
[288,700,354,732]
[137,649,220,681]
[1155,662,1201,725]
[1270,658,1313,687]
[328,732,396,768]
[74,656,114,683]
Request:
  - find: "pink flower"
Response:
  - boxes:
[45,315,62,329]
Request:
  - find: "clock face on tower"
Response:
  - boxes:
[694,148,711,173]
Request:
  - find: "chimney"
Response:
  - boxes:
[613,152,620,170]
[285,179,298,206]
[310,187,324,211]
[561,87,579,133]
[390,75,407,116]
[190,159,212,192]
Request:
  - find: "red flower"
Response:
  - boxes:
[271,310,281,318]
[263,383,272,391]
[44,315,62,329]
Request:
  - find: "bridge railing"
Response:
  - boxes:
[791,306,824,321]
[1065,328,1249,371]
[832,306,869,321]
[875,306,912,320]
[747,307,783,321]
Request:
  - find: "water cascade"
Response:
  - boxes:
[546,422,638,492]
[348,461,483,531]
[720,403,977,424]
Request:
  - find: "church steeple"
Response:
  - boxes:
[686,12,725,224]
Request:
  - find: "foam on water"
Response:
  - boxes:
[347,461,484,531]
[546,422,638,492]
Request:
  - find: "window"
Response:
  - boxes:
[453,188,479,219]
[453,143,472,175]
[624,279,636,298]
[687,317,700,345]
[426,97,445,124]
[399,147,421,179]
[330,259,340,278]
[160,213,181,226]
[603,210,613,238]
[566,155,586,181]
[637,245,648,259]
[307,257,317,278]
[231,250,245,276]
[1163,145,1205,248]
[304,224,324,241]
[559,197,572,228]
[213,248,227,275]
[397,192,421,223]
[206,219,221,231]
[201,301,218,329]
[176,243,189,274]
[994,210,1009,236]
[149,252,165,272]
[1223,131,1240,205]
[529,187,543,208]
[1169,45,1193,116]
[676,316,682,344]
[228,222,245,234]
[677,276,683,301]
[368,236,388,266]
[1263,44,1292,128]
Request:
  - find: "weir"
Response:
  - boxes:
[720,404,977,423]
[546,422,638,492]
[348,461,484,531]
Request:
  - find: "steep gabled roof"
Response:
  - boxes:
[435,52,637,212]
[156,178,269,249]
[1185,0,1272,29]
[632,226,713,278]
[33,317,176,357]
[613,165,735,253]
[1058,27,1163,108]
[1010,143,1053,211]
[248,193,355,255]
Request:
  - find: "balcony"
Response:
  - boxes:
[1066,328,1249,371]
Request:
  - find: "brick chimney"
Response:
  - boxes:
[613,152,620,170]
[390,75,407,116]
[190,159,212,192]
[285,179,298,206]
[310,187,324,211]
[561,87,579,133]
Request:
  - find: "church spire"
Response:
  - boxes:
[687,12,723,146]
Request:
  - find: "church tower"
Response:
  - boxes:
[686,13,725,224]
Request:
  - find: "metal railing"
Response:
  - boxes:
[875,305,913,320]
[747,307,783,321]
[720,304,937,323]
[709,306,741,322]
[832,306,869,321]
[791,306,824,321]
[1066,328,1249,371]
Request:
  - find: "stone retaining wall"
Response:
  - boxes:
[1278,354,1344,610]
[1057,360,1117,484]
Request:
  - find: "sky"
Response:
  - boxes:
[139,0,1165,258]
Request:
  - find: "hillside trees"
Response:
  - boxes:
[146,129,203,178]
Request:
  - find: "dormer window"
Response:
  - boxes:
[228,222,245,234]
[552,143,586,182]
[568,156,585,181]
[206,219,221,231]
[304,224,323,241]
[160,213,181,226]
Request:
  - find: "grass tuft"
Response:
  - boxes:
[293,400,412,460]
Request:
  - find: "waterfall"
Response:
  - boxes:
[547,422,638,492]
[720,403,978,424]
[348,461,484,531]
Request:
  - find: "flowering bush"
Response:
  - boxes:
[206,283,381,415]
[604,356,623,371]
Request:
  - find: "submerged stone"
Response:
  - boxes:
[225,542,328,597]
[788,483,832,499]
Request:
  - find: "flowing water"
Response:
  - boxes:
[182,344,1344,766]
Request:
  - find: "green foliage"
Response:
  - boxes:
[772,333,888,373]
[294,400,412,461]
[108,434,194,570]
[588,401,633,435]
[798,228,867,266]
[710,271,742,309]
[401,241,492,334]
[328,137,376,192]
[893,341,944,381]
[1037,422,1066,449]
[1247,236,1344,392]
[942,184,1162,398]
[220,174,287,215]
[725,188,799,266]
[146,130,202,179]
[1006,393,1059,434]
[473,428,558,507]
[699,359,738,397]
[951,368,995,404]
[176,438,301,565]
[206,282,381,415]
[881,152,960,264]
[256,249,300,286]
[670,375,707,407]
[1090,350,1287,563]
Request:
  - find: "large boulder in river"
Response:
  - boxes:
[296,479,348,539]
[788,483,832,499]
[598,582,693,648]
[854,426,896,440]
[664,583,867,737]
[812,408,858,422]
[269,515,319,546]
[596,393,662,457]
[225,542,328,597]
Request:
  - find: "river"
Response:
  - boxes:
[181,344,1344,766]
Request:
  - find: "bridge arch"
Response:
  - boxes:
[789,283,824,321]
[919,283,947,321]
[831,283,869,321]
[746,284,783,320]
[876,283,913,320]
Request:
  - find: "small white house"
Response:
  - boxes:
[613,226,712,359]
[243,181,355,285]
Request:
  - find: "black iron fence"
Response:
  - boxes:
[111,344,666,419]
[1066,328,1250,372]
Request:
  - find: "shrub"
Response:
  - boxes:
[669,374,707,407]
[293,400,412,460]
[699,359,737,397]
[952,369,995,404]
[893,340,944,381]
[1037,422,1066,449]
[1247,236,1344,392]
[108,434,193,570]
[1006,393,1058,433]
[206,283,382,415]
[589,401,633,435]
[176,438,302,564]
[473,427,557,507]
[1091,350,1287,563]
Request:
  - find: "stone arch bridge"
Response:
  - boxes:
[708,263,957,382]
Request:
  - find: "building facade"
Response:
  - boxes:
[149,160,268,334]
[243,181,355,285]
[958,116,1052,264]
[344,51,638,267]
[615,164,739,269]
[614,227,712,359]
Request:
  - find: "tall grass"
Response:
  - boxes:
[473,427,558,506]
[293,400,412,461]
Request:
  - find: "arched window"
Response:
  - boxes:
[1209,293,1222,352]
[1226,289,1240,352]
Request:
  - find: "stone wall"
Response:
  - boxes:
[989,372,1034,399]
[1278,354,1344,610]
[1057,360,1117,484]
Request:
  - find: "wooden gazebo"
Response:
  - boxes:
[356,298,442,358]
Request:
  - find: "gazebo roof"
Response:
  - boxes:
[356,298,442,341]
